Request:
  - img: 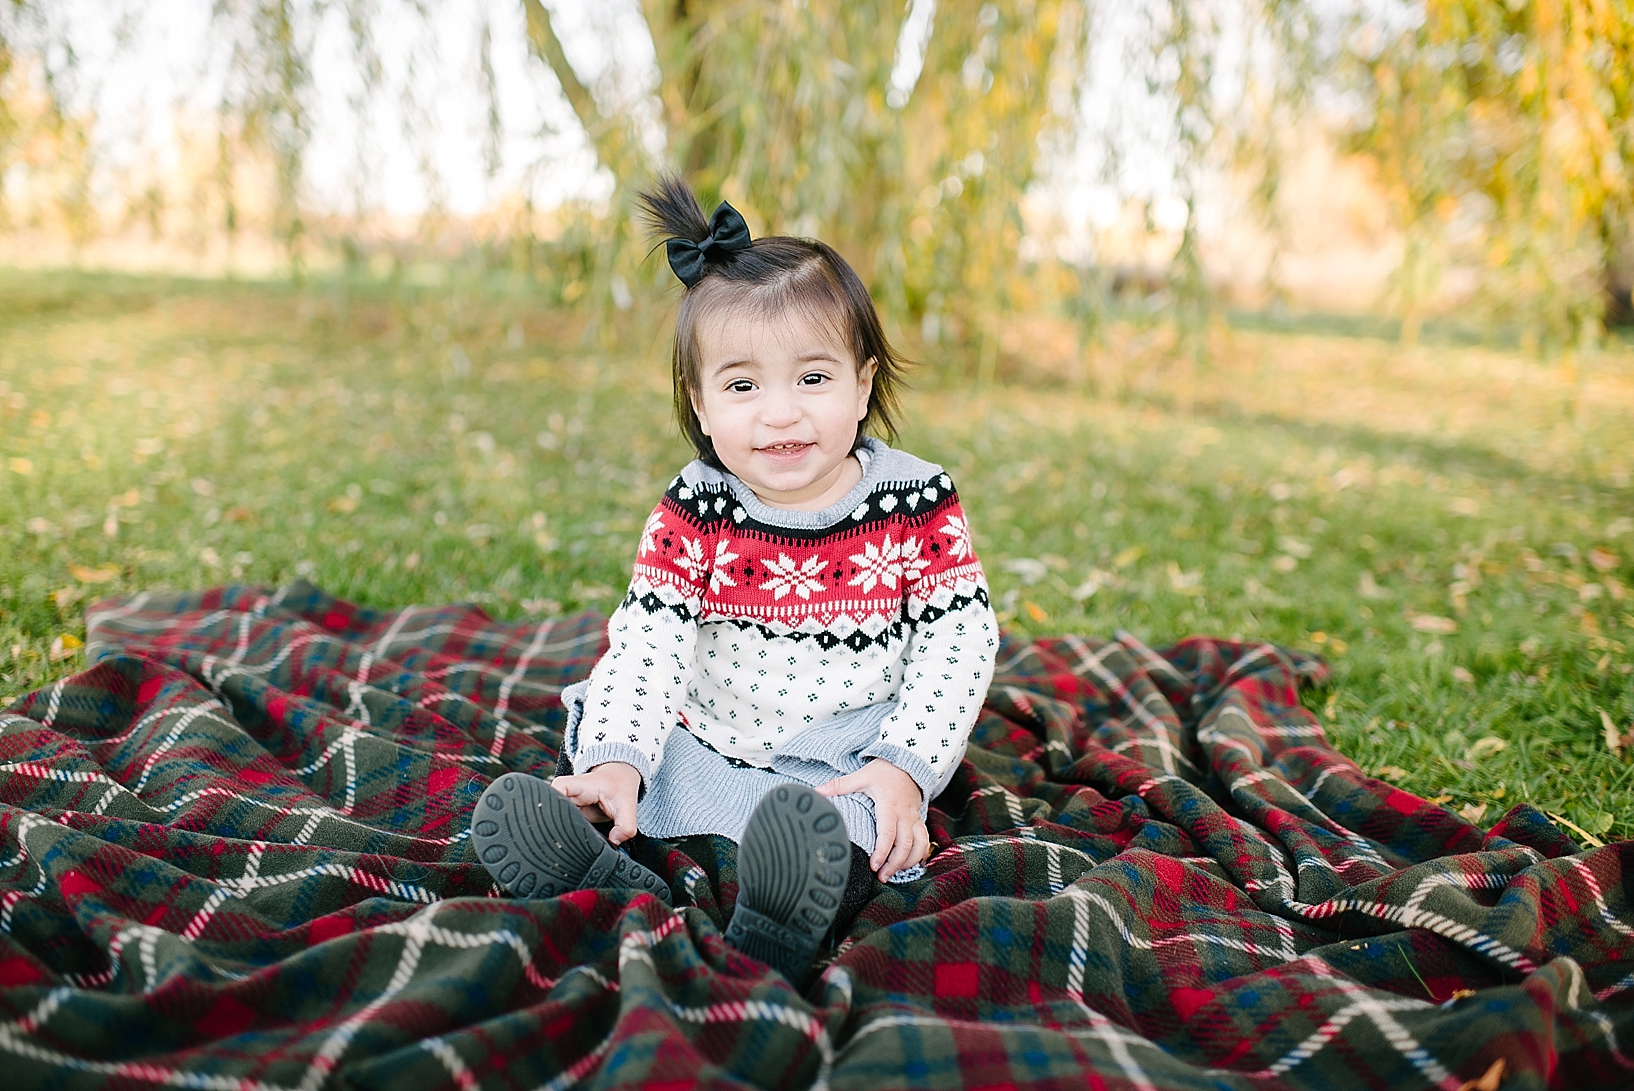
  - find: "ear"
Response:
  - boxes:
[855,358,877,422]
[691,394,712,437]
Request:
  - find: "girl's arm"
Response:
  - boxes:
[570,492,713,785]
[860,494,999,803]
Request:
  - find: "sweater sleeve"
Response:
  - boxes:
[571,493,712,784]
[860,490,998,802]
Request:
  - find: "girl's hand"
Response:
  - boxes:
[551,762,642,845]
[816,758,928,880]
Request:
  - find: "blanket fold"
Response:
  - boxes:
[0,580,1626,1090]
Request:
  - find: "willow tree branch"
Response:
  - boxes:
[519,0,603,149]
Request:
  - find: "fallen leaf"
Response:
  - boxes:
[7,457,33,475]
[1588,547,1619,573]
[1271,555,1298,573]
[327,495,359,513]
[1277,536,1313,559]
[1459,802,1487,824]
[1545,810,1606,848]
[1113,545,1144,569]
[1449,497,1480,516]
[222,506,256,523]
[1023,601,1048,622]
[1467,737,1508,760]
[70,564,119,584]
[1452,666,1475,684]
[1002,557,1048,584]
[52,586,83,610]
[1449,988,1476,1001]
[1358,571,1390,599]
[1428,794,1453,804]
[48,633,83,662]
[1605,709,1624,759]
[1410,614,1459,634]
[1375,765,1410,781]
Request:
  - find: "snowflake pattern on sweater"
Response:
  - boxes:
[572,440,999,800]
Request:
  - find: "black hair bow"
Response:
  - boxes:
[666,201,751,287]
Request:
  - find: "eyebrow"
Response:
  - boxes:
[709,350,842,377]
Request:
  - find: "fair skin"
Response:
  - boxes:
[551,305,932,880]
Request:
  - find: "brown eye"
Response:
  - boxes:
[728,380,754,393]
[799,373,827,386]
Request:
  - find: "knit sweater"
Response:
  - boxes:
[571,438,999,802]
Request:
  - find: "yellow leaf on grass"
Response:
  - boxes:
[1023,601,1048,623]
[1467,737,1507,760]
[70,564,120,584]
[1113,545,1144,569]
[48,633,83,662]
[7,457,33,475]
[1410,614,1459,634]
[1458,802,1487,824]
[1375,765,1409,781]
[1546,811,1606,849]
[1604,709,1625,759]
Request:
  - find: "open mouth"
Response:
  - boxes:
[757,441,814,457]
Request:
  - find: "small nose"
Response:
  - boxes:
[760,388,801,427]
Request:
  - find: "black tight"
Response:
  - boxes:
[665,834,879,942]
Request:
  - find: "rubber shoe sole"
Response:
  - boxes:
[471,772,671,905]
[724,784,850,984]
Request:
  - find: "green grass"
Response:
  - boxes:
[3,268,1632,840]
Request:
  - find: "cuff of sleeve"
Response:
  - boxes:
[858,741,937,817]
[571,743,655,788]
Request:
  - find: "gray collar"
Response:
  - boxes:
[720,436,888,531]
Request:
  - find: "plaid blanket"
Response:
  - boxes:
[0,582,1628,1090]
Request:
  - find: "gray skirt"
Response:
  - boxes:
[557,681,949,884]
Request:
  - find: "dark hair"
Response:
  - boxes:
[638,175,905,467]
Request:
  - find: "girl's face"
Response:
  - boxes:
[692,307,875,510]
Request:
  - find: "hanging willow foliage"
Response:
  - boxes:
[525,0,1077,362]
[1349,0,1634,350]
[3,1,1632,353]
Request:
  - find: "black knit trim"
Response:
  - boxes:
[661,477,964,543]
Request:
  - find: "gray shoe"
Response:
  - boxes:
[724,784,850,985]
[471,773,672,904]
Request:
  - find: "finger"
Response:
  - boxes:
[881,819,915,879]
[870,819,897,872]
[575,803,609,823]
[817,771,869,798]
[605,794,638,846]
[912,823,931,866]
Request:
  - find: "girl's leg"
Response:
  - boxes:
[472,773,672,904]
[832,844,879,938]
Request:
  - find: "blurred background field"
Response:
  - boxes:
[1,2,1632,837]
[3,269,1631,840]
